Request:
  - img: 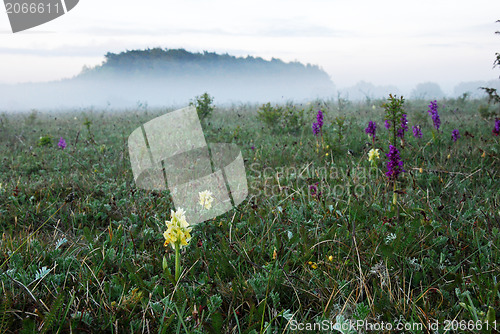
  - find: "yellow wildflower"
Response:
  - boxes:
[368,148,380,162]
[163,208,192,249]
[199,190,214,210]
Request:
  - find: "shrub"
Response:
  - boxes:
[38,135,52,147]
[257,102,283,129]
[282,105,305,133]
[190,92,214,120]
[257,103,306,133]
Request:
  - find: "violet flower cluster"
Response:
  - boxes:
[309,182,321,197]
[384,120,391,129]
[396,114,408,138]
[312,110,324,136]
[451,129,460,142]
[365,121,377,139]
[58,137,67,149]
[386,145,405,180]
[493,119,500,136]
[427,100,441,131]
[412,125,422,139]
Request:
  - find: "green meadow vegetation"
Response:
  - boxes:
[0,93,499,333]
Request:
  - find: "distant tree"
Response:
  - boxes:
[411,82,445,99]
[480,20,500,105]
[190,92,214,120]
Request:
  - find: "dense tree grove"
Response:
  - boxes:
[79,48,332,82]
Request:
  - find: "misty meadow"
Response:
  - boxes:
[0,39,500,333]
[0,88,499,333]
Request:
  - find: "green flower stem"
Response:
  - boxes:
[393,181,401,222]
[392,181,397,206]
[175,242,181,282]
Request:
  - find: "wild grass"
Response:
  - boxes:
[0,97,498,333]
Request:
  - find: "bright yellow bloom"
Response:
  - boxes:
[368,148,380,162]
[164,208,192,249]
[199,190,214,210]
[328,255,333,262]
[308,261,318,269]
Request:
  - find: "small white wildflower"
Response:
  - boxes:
[198,190,214,210]
[385,233,397,244]
[407,257,421,271]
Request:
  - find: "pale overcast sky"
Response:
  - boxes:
[1,0,499,93]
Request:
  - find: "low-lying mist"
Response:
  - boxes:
[1,78,497,112]
[0,48,498,111]
[0,75,335,111]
